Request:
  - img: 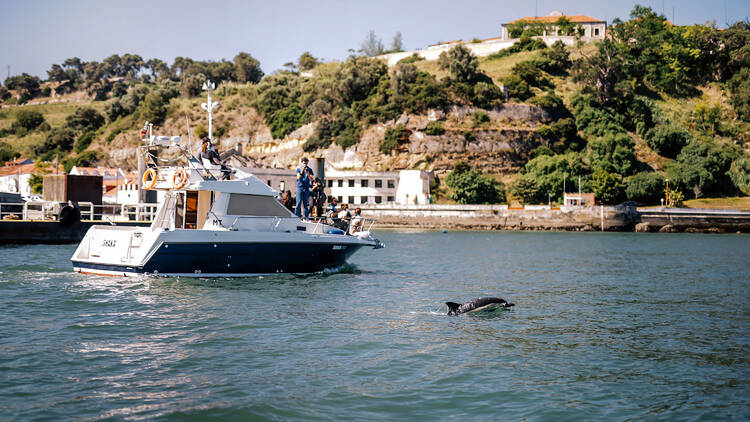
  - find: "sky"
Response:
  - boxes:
[1,0,749,80]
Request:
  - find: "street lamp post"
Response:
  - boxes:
[665,178,670,208]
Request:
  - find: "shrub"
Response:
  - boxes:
[626,172,665,204]
[518,152,588,203]
[438,45,481,84]
[380,124,408,155]
[472,110,490,127]
[66,107,105,132]
[512,60,549,88]
[76,150,99,167]
[74,131,95,153]
[397,53,424,64]
[106,127,123,144]
[445,161,504,204]
[488,36,547,59]
[472,82,504,109]
[39,127,76,153]
[728,67,750,121]
[268,104,305,139]
[729,157,750,195]
[588,132,637,177]
[424,121,445,136]
[0,142,17,163]
[528,92,563,111]
[194,125,208,139]
[645,124,690,158]
[667,140,740,197]
[15,109,45,131]
[537,117,583,153]
[537,40,572,74]
[104,100,127,122]
[500,75,532,101]
[570,93,626,137]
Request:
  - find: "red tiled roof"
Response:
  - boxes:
[0,163,36,177]
[506,15,604,24]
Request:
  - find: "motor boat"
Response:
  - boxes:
[71,118,383,277]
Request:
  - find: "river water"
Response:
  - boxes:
[1,231,748,421]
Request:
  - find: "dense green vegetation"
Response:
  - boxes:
[1,6,748,206]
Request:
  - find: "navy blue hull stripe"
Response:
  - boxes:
[73,242,363,274]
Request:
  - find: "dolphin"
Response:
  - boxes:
[446,297,515,315]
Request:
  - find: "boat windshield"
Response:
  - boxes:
[226,193,292,217]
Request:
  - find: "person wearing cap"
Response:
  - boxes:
[295,157,314,218]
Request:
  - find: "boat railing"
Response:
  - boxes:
[223,215,377,236]
[76,202,159,222]
[0,201,158,222]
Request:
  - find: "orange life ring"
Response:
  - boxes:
[172,168,189,190]
[142,168,158,190]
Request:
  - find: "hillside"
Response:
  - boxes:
[1,6,749,206]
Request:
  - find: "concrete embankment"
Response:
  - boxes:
[360,204,750,233]
[360,204,635,231]
[634,208,750,233]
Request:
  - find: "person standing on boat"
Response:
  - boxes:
[295,157,314,218]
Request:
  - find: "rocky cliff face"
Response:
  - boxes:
[104,103,555,174]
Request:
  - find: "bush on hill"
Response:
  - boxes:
[645,124,690,158]
[626,171,665,204]
[446,161,504,204]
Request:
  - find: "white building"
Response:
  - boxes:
[0,162,36,197]
[325,169,432,205]
[500,11,607,40]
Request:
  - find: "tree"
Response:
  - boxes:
[729,157,750,195]
[0,142,18,163]
[390,32,404,52]
[588,132,637,177]
[728,67,750,121]
[39,128,76,153]
[515,152,588,203]
[360,30,384,57]
[298,52,320,72]
[438,45,480,84]
[590,169,624,204]
[147,58,170,81]
[666,140,740,197]
[15,110,45,131]
[645,124,690,158]
[4,73,41,101]
[538,40,572,75]
[66,107,105,132]
[626,172,666,204]
[138,91,168,124]
[445,161,504,204]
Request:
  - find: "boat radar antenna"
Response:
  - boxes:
[201,80,219,142]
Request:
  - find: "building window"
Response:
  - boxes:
[337,196,343,202]
[374,179,382,188]
[280,181,285,191]
[375,196,382,204]
[387,196,395,202]
[348,180,355,187]
[327,180,333,188]
[361,179,368,187]
[594,28,599,36]
[267,180,271,186]
[338,180,343,188]
[387,180,395,189]
[361,196,368,204]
